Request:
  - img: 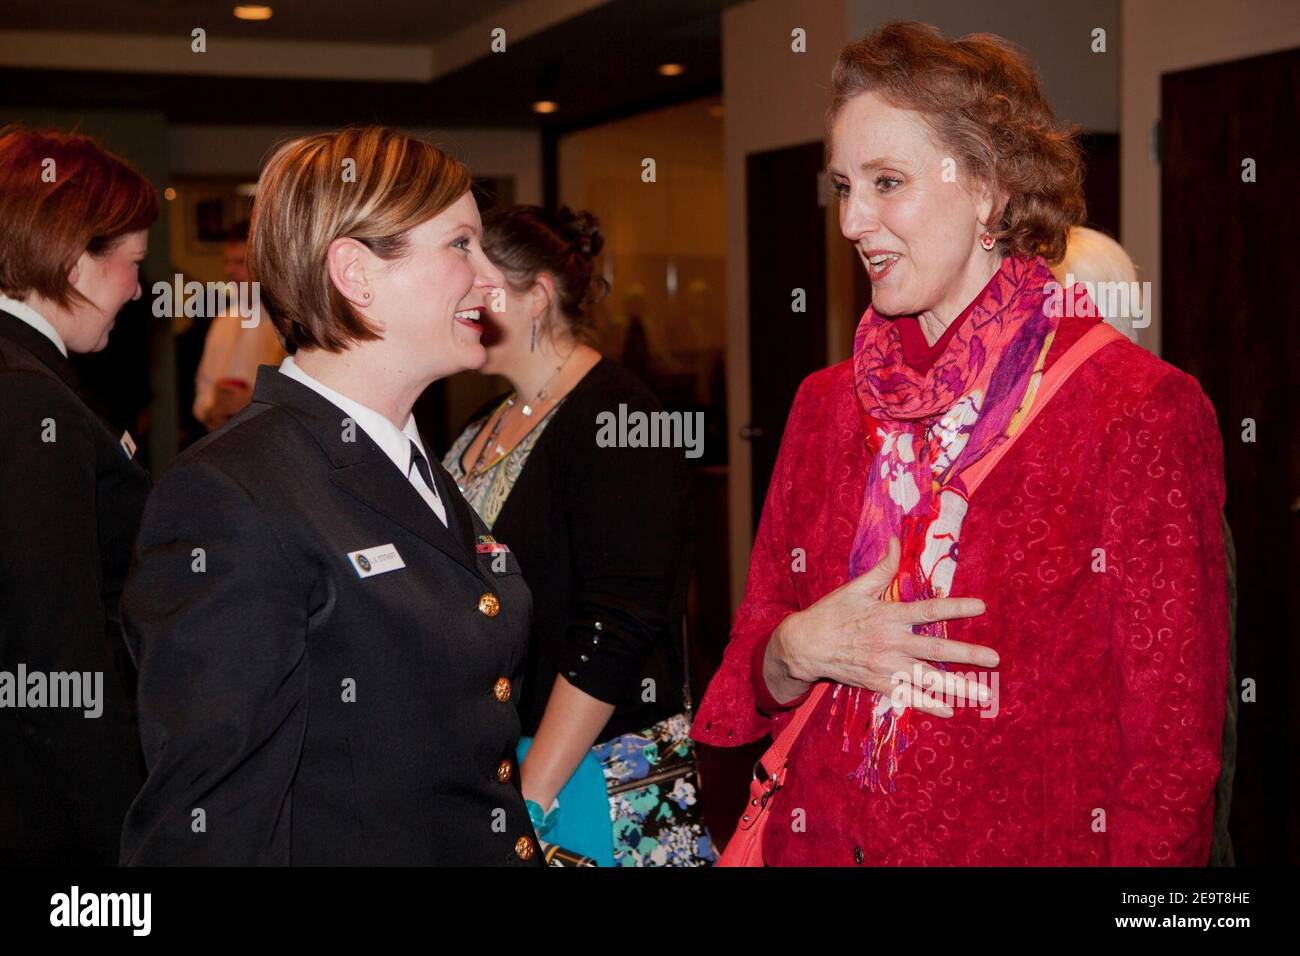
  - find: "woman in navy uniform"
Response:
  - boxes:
[0,127,157,865]
[120,127,539,865]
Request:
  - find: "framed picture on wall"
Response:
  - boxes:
[195,198,226,243]
[176,177,256,255]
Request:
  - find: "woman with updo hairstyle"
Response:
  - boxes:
[445,205,708,866]
[0,126,157,865]
[694,22,1229,866]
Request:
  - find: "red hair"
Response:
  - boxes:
[829,21,1085,264]
[0,126,159,308]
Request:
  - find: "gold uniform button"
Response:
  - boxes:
[478,592,500,617]
[493,677,512,702]
[514,835,536,861]
[496,759,512,783]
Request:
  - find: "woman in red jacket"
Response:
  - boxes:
[693,21,1228,866]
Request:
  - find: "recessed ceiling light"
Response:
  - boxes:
[532,100,559,114]
[658,63,685,77]
[233,5,273,21]
[163,187,177,202]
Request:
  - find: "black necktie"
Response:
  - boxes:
[408,440,438,496]
[409,439,452,531]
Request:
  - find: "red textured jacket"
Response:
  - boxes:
[693,316,1229,866]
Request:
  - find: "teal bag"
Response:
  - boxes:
[516,737,615,867]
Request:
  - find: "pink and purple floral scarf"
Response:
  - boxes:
[838,254,1061,791]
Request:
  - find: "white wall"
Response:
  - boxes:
[168,124,541,200]
[848,0,1120,132]
[722,0,851,610]
[1121,0,1300,356]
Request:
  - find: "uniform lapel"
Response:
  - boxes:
[0,309,145,470]
[430,456,482,560]
[0,308,82,391]
[252,367,482,580]
[331,461,481,578]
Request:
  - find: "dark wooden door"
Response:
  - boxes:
[745,142,828,532]
[1161,46,1300,865]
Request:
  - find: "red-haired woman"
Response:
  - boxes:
[693,22,1229,866]
[0,126,158,864]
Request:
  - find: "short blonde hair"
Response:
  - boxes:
[249,126,471,353]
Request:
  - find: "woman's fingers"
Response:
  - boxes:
[831,651,991,715]
[900,632,1000,669]
[880,663,992,717]
[898,595,987,626]
[910,663,990,706]
[885,678,954,717]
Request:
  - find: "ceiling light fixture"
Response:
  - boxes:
[657,63,685,77]
[532,100,559,114]
[233,5,273,21]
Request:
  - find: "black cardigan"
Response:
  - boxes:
[453,358,693,741]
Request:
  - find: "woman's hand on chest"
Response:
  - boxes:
[764,538,999,712]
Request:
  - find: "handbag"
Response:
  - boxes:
[595,710,716,866]
[716,683,829,866]
[717,322,1125,866]
[595,611,717,867]
[530,614,719,866]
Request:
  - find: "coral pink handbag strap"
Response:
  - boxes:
[716,321,1124,867]
[715,683,829,866]
[959,322,1124,495]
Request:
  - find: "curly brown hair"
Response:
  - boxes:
[828,21,1085,264]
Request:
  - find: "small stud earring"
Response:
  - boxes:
[979,232,995,252]
[362,291,371,300]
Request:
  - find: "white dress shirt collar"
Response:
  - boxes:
[0,294,69,357]
[278,356,447,525]
[278,355,428,475]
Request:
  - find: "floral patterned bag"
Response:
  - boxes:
[594,712,717,866]
[537,617,717,867]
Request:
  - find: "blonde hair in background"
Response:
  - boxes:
[1051,226,1140,340]
[249,126,471,354]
